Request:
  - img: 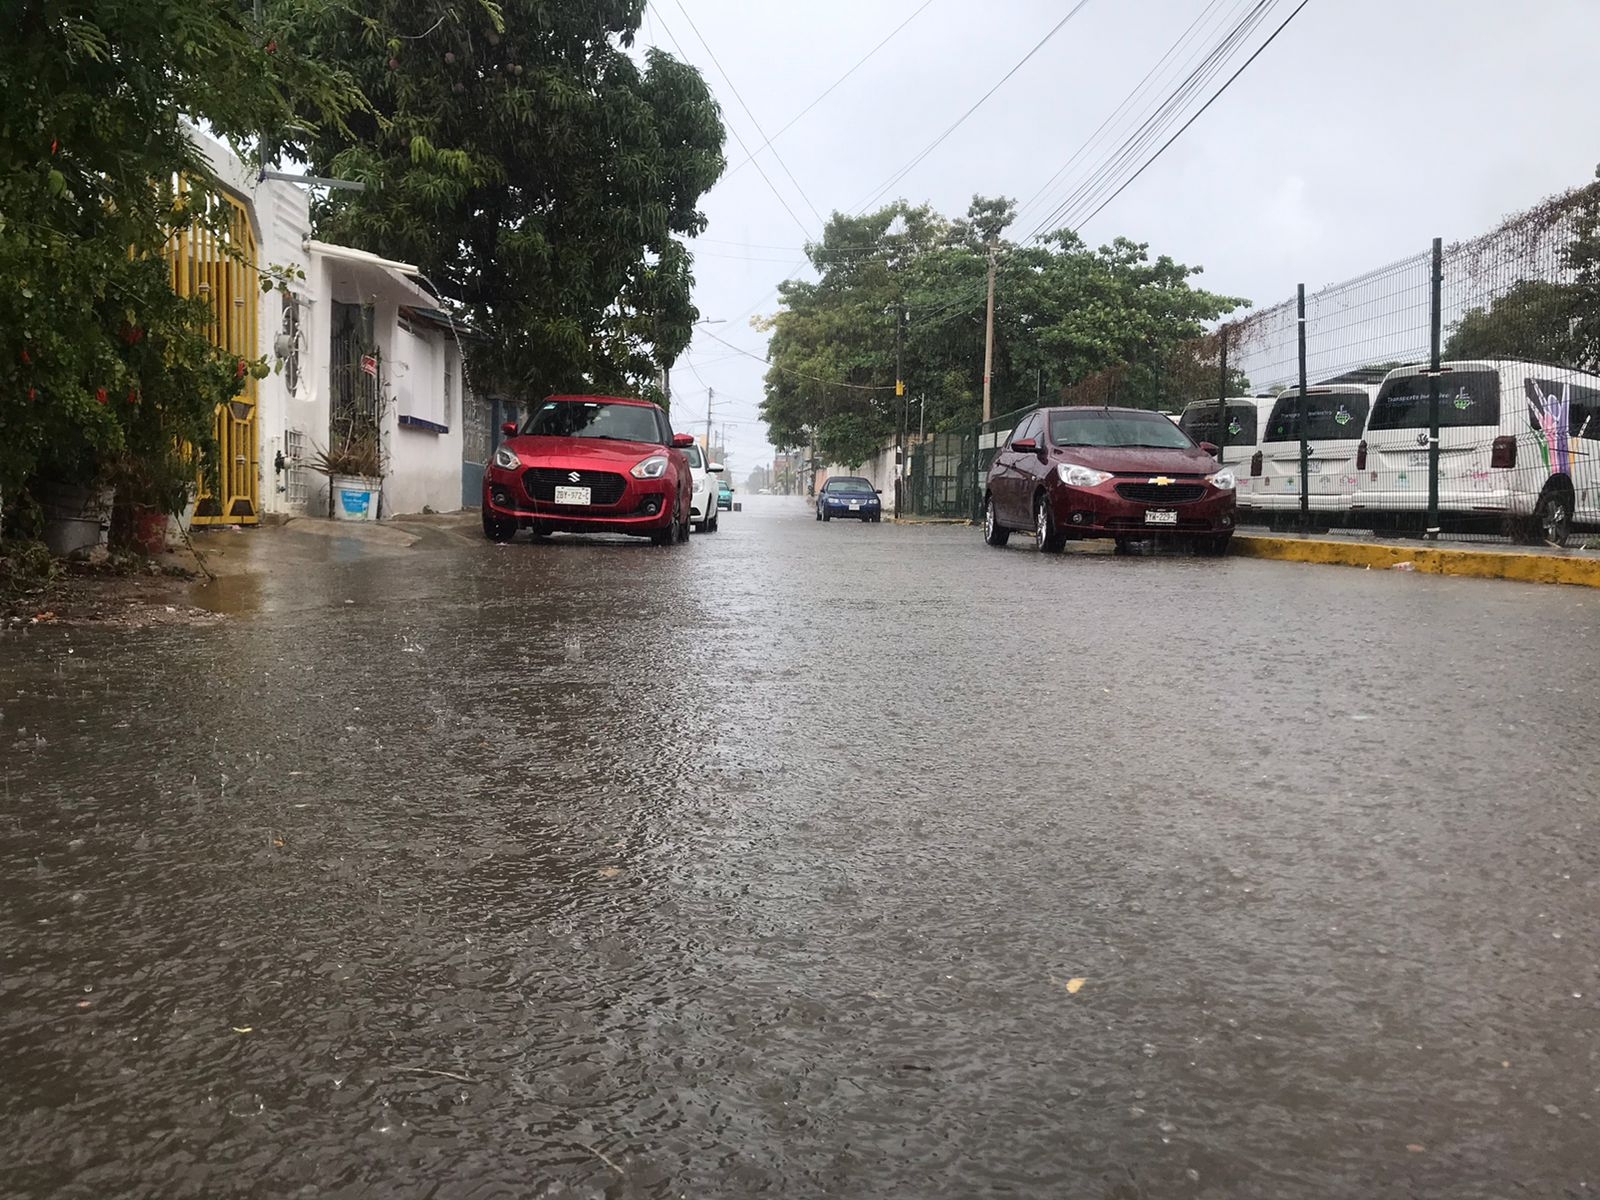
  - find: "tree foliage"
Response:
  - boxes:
[758,197,1247,467]
[273,0,726,406]
[0,0,359,518]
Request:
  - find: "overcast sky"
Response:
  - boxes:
[639,0,1600,477]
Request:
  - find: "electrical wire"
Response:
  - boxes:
[700,327,898,391]
[667,0,826,232]
[850,0,1097,214]
[724,0,938,180]
[1067,0,1313,232]
[650,6,816,241]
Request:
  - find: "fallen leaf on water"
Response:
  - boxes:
[232,1026,253,1034]
[597,867,623,879]
[1406,1144,1425,1153]
[1066,978,1086,994]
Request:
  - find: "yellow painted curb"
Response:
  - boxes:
[1233,534,1600,588]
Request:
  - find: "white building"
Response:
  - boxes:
[191,130,480,521]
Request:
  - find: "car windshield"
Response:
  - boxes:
[827,479,876,495]
[1263,390,1371,442]
[1368,370,1500,430]
[1050,410,1194,449]
[523,400,661,444]
[680,442,705,469]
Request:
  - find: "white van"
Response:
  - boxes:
[1352,360,1600,544]
[1176,396,1263,468]
[1243,384,1378,518]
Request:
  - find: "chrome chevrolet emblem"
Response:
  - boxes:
[567,471,582,483]
[1149,476,1174,486]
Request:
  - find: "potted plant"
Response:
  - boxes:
[314,418,384,521]
[107,447,201,555]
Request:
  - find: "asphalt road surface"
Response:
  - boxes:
[3,497,1597,1198]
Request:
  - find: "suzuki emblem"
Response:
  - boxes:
[567,471,582,483]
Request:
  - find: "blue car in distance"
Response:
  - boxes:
[816,476,883,522]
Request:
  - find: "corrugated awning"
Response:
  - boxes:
[309,239,438,309]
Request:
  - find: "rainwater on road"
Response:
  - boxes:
[3,497,1598,1198]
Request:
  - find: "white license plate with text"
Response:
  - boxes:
[1407,450,1431,468]
[1144,510,1178,525]
[553,486,591,506]
[849,501,861,510]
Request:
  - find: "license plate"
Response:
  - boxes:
[849,501,861,510]
[1407,450,1430,467]
[1144,510,1178,525]
[553,485,591,506]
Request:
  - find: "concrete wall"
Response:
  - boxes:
[383,320,464,515]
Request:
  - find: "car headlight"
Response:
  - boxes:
[1207,468,1237,491]
[492,445,520,470]
[1059,463,1113,487]
[631,454,669,480]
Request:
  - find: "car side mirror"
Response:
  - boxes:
[1199,441,1219,456]
[1011,438,1038,452]
[875,489,883,495]
[708,461,724,473]
[501,421,518,437]
[671,433,695,449]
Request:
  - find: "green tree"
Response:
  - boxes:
[0,0,358,523]
[1563,166,1600,370]
[274,0,726,406]
[758,196,1246,460]
[1444,278,1581,364]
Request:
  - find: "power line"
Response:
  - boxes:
[851,0,1097,214]
[650,6,815,241]
[725,0,939,180]
[667,0,825,232]
[1061,0,1314,235]
[699,327,897,391]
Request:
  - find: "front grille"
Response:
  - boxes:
[1115,482,1206,504]
[524,468,627,505]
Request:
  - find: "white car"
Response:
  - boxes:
[1353,360,1600,544]
[678,440,723,533]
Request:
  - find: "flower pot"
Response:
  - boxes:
[331,474,381,522]
[131,504,169,555]
[38,481,112,558]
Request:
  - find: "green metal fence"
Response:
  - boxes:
[899,403,1039,521]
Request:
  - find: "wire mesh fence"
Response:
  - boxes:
[1049,175,1600,547]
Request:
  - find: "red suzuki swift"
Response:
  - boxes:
[983,406,1237,554]
[481,395,696,545]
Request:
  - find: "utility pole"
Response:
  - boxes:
[982,240,997,423]
[705,387,714,453]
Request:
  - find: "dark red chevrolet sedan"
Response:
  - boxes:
[482,395,695,545]
[982,406,1237,554]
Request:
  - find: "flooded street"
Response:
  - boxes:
[3,497,1598,1198]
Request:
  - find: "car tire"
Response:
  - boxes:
[1195,534,1233,557]
[1114,537,1133,555]
[815,509,822,521]
[1529,480,1574,547]
[652,503,681,546]
[1034,492,1065,554]
[708,512,719,533]
[983,494,1010,547]
[482,509,516,543]
[823,512,831,522]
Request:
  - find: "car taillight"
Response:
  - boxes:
[1355,440,1367,471]
[1250,451,1263,478]
[1490,436,1516,469]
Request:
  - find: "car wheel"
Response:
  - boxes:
[678,503,692,542]
[1114,537,1132,555]
[815,508,822,521]
[482,508,516,543]
[823,512,831,521]
[1195,533,1233,557]
[1531,481,1574,547]
[652,503,681,546]
[983,493,1010,547]
[1034,492,1064,554]
[708,512,719,533]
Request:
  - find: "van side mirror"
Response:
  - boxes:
[501,421,518,437]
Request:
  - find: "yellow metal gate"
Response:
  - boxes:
[168,187,260,525]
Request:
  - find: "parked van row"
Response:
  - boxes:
[1176,359,1600,545]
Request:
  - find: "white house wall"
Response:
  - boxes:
[190,129,464,520]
